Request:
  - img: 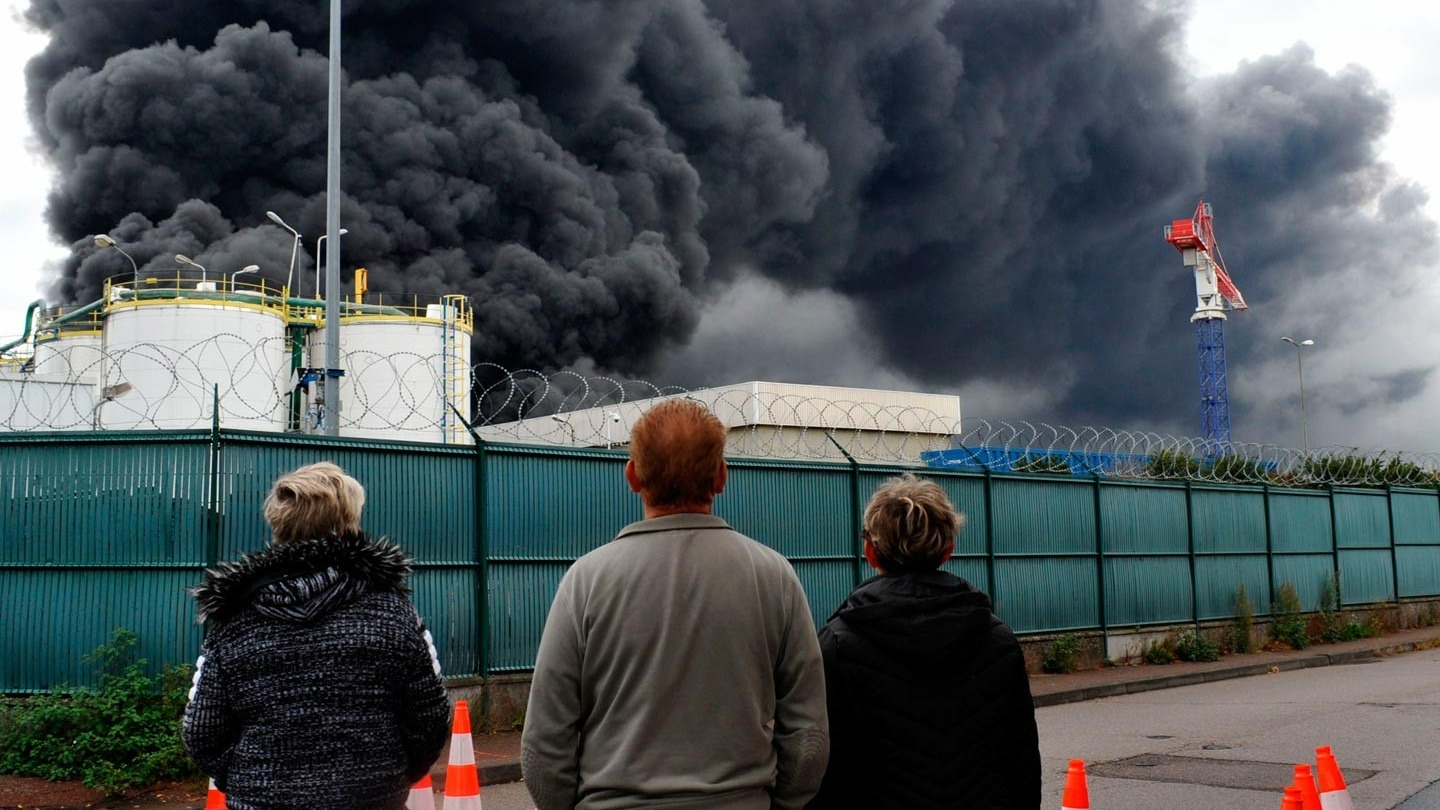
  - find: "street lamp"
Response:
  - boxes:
[231,264,260,291]
[93,234,139,288]
[174,253,208,283]
[551,414,576,444]
[314,228,348,298]
[1280,336,1315,456]
[266,210,302,293]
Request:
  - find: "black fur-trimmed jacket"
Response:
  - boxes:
[808,571,1041,810]
[182,532,450,810]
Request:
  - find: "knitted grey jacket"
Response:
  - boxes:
[183,532,450,810]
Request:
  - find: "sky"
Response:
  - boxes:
[1,1,1437,453]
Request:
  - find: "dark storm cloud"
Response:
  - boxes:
[22,0,1438,433]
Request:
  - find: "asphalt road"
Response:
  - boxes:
[447,649,1440,809]
[1038,648,1440,809]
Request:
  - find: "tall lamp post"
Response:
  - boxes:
[1280,336,1315,456]
[266,211,302,293]
[93,235,139,288]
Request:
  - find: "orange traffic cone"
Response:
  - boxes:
[1315,746,1354,810]
[1293,764,1322,810]
[441,700,483,810]
[204,778,226,810]
[407,773,438,810]
[1061,759,1090,810]
[1281,785,1304,810]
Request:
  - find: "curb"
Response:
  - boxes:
[1032,637,1438,708]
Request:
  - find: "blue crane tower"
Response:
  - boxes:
[1164,200,1248,450]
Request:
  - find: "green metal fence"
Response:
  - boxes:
[4,431,1440,689]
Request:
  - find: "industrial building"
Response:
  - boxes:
[485,380,962,462]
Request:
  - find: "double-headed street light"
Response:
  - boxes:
[93,234,139,288]
[1280,336,1315,456]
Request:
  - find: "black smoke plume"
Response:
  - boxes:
[22,0,1438,435]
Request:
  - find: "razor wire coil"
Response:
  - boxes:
[2,341,1437,488]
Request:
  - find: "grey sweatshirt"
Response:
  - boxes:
[521,513,829,810]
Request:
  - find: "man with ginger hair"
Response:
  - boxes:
[522,399,829,810]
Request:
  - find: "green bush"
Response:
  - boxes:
[0,629,195,795]
[1041,634,1082,674]
[1145,449,1201,480]
[1174,630,1220,662]
[1229,584,1256,653]
[1206,454,1273,485]
[1144,638,1176,665]
[1271,582,1310,650]
[1317,572,1343,642]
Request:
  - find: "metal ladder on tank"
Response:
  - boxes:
[440,294,468,443]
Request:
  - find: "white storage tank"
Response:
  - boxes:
[308,294,473,444]
[100,283,290,431]
[32,332,104,380]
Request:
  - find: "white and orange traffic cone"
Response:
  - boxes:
[1315,746,1355,810]
[407,773,438,810]
[1293,764,1322,810]
[1061,759,1090,810]
[204,778,226,810]
[1281,785,1304,810]
[441,700,483,810]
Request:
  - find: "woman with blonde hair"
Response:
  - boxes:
[809,473,1040,809]
[183,462,450,810]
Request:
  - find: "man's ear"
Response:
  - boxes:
[625,459,643,494]
[714,459,728,496]
[940,538,955,564]
[863,537,883,572]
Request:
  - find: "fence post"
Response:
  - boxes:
[450,405,488,679]
[1092,475,1108,654]
[1262,483,1275,617]
[1327,484,1341,604]
[206,384,221,570]
[982,469,996,603]
[1386,484,1400,606]
[825,431,863,588]
[1185,479,1199,629]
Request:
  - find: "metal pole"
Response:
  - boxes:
[323,0,342,436]
[1296,349,1309,457]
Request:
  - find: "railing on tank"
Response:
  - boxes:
[288,290,474,331]
[101,274,295,321]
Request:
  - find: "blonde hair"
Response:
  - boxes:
[263,462,366,545]
[629,400,727,510]
[863,473,965,571]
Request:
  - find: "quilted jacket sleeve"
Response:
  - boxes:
[399,611,452,782]
[182,639,238,787]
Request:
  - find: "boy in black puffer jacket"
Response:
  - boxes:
[809,473,1041,810]
[183,462,450,810]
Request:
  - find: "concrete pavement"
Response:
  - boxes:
[441,625,1440,788]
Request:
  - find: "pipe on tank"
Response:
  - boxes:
[0,299,47,355]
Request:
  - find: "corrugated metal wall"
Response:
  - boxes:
[5,431,1440,689]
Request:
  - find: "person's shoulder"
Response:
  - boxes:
[724,530,806,584]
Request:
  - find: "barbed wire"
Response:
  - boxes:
[2,342,1438,487]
